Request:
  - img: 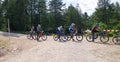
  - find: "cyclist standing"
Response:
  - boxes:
[30,26,34,33]
[92,24,99,41]
[31,26,35,38]
[69,23,76,41]
[37,24,42,40]
[56,26,63,40]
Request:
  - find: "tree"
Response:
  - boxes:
[91,0,120,29]
[82,12,90,29]
[97,0,111,25]
[64,5,83,30]
[90,0,112,29]
[8,0,29,31]
[38,0,47,31]
[27,0,47,30]
[0,0,11,31]
[49,0,65,27]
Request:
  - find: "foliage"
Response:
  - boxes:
[0,0,119,34]
[91,0,120,29]
[99,22,108,30]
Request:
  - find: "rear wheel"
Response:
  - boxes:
[112,36,120,44]
[53,35,59,41]
[27,34,32,39]
[27,33,35,40]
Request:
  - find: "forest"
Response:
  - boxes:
[0,0,120,33]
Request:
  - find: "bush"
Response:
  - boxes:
[99,22,108,30]
[108,32,114,37]
[113,23,120,29]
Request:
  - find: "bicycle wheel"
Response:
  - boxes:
[76,34,83,41]
[53,35,59,41]
[41,33,47,41]
[100,34,109,43]
[27,34,31,39]
[86,34,93,42]
[27,33,34,40]
[67,35,71,41]
[112,37,120,44]
[60,35,68,42]
[28,31,37,39]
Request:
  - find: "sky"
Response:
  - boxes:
[63,0,120,16]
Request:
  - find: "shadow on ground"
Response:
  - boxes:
[0,32,24,37]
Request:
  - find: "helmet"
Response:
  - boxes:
[96,23,99,27]
[60,25,62,28]
[71,23,75,26]
[38,24,41,27]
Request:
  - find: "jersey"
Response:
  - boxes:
[92,26,98,31]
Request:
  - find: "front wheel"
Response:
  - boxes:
[86,34,93,42]
[100,34,109,43]
[41,33,47,41]
[76,34,83,41]
[60,35,68,42]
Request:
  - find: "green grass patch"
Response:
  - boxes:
[0,38,9,48]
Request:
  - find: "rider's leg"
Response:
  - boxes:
[31,31,34,39]
[92,31,95,42]
[37,31,39,40]
[57,32,61,41]
[71,32,75,41]
[58,34,60,39]
[39,32,42,37]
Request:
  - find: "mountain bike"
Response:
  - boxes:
[112,31,120,44]
[67,29,83,41]
[37,31,47,41]
[53,32,67,42]
[86,31,109,43]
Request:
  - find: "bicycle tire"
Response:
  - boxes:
[100,34,109,43]
[112,37,119,44]
[41,33,47,41]
[86,34,93,42]
[76,34,83,41]
[27,33,34,40]
[53,35,59,41]
[60,36,68,42]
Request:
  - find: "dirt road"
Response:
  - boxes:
[0,32,120,62]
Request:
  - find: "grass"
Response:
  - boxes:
[0,40,8,48]
[0,38,9,57]
[0,37,9,48]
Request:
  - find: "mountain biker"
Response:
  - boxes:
[30,26,34,39]
[30,26,34,33]
[92,24,99,41]
[37,24,42,40]
[69,23,76,41]
[56,26,63,39]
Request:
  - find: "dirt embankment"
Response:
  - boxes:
[0,32,38,58]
